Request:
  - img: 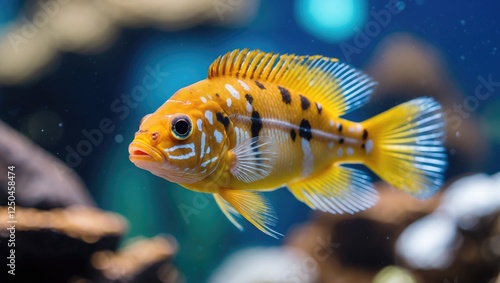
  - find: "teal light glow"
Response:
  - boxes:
[0,1,21,35]
[295,0,368,42]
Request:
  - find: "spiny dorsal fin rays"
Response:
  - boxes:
[254,52,276,79]
[207,49,377,116]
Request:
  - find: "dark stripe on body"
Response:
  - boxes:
[245,93,253,104]
[315,102,322,114]
[250,111,262,138]
[216,112,230,129]
[300,95,310,110]
[255,81,266,90]
[250,111,263,159]
[278,86,292,104]
[299,119,312,141]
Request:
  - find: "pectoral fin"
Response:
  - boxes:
[229,136,277,183]
[215,188,282,238]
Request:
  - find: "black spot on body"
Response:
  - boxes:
[290,129,296,141]
[338,124,343,133]
[339,138,344,144]
[300,95,310,110]
[255,81,266,90]
[361,143,365,149]
[362,129,368,140]
[299,119,312,141]
[315,102,322,114]
[250,111,263,138]
[215,93,220,97]
[216,112,230,129]
[245,93,253,104]
[278,86,292,104]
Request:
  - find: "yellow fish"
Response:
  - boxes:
[129,49,447,237]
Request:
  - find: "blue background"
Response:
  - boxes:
[1,0,499,282]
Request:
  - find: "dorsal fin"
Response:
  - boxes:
[208,49,377,116]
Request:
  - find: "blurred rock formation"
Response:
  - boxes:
[91,235,181,283]
[0,0,260,84]
[283,172,500,283]
[0,206,126,282]
[0,119,93,209]
[208,247,316,283]
[284,183,439,283]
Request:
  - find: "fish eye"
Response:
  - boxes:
[171,115,192,140]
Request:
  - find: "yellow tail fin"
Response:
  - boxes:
[362,97,447,198]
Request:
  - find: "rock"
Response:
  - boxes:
[284,182,440,283]
[91,235,180,283]
[0,0,261,84]
[0,120,94,209]
[0,206,127,282]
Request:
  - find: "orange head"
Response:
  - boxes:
[128,87,229,185]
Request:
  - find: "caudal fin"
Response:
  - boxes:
[362,97,447,198]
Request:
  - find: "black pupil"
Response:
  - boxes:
[174,119,190,136]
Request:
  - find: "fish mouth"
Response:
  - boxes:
[128,141,164,163]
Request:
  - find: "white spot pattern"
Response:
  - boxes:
[214,129,223,143]
[164,143,196,160]
[199,132,206,159]
[365,139,374,154]
[205,110,213,125]
[355,124,362,133]
[336,147,343,157]
[301,138,314,177]
[226,98,232,107]
[246,101,252,112]
[201,156,218,167]
[225,84,240,99]
[238,79,250,91]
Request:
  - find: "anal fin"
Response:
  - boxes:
[216,188,282,238]
[288,165,379,214]
[213,193,243,231]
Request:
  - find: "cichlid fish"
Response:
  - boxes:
[129,49,447,237]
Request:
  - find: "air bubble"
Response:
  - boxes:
[115,134,124,143]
